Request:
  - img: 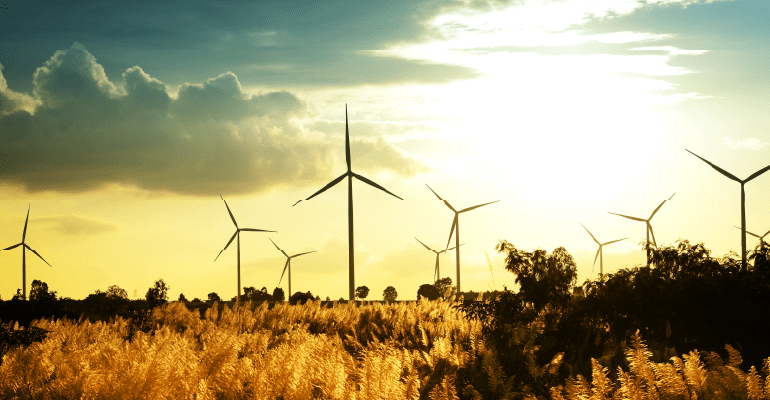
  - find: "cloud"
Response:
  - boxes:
[33,213,118,235]
[0,43,428,195]
[722,137,768,151]
[0,63,38,116]
[631,46,709,56]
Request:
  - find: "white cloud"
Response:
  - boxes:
[33,213,117,235]
[722,137,768,151]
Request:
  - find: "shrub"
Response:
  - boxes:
[417,284,440,300]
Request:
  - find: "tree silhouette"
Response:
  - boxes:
[29,280,57,303]
[207,292,221,303]
[145,279,169,308]
[178,293,187,303]
[355,285,369,300]
[383,286,398,302]
[434,277,454,299]
[417,284,440,300]
[106,285,128,300]
[272,287,285,302]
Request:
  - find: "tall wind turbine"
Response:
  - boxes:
[425,184,499,296]
[300,105,403,300]
[687,149,770,272]
[268,238,316,298]
[214,196,276,303]
[734,226,770,246]
[608,193,675,268]
[415,237,463,283]
[3,205,52,300]
[580,223,627,276]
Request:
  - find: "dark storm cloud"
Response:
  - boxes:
[0,0,483,92]
[0,43,429,195]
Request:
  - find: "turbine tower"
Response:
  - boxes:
[580,223,627,276]
[269,238,316,299]
[3,205,52,300]
[425,184,499,297]
[300,105,403,300]
[214,196,276,303]
[608,193,675,268]
[687,149,770,272]
[414,237,463,283]
[734,226,770,246]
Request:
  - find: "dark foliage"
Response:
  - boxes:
[434,277,455,299]
[207,292,221,303]
[289,291,316,305]
[417,284,440,300]
[272,287,285,302]
[355,285,369,300]
[0,321,50,365]
[241,286,272,302]
[383,286,398,302]
[145,279,169,309]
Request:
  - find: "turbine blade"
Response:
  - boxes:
[425,184,444,201]
[215,231,238,261]
[669,192,676,200]
[306,172,348,201]
[443,200,456,212]
[278,259,290,286]
[593,248,600,268]
[648,223,657,247]
[446,215,457,250]
[25,244,52,267]
[735,226,761,238]
[345,104,351,172]
[607,212,646,222]
[602,237,629,245]
[351,172,403,200]
[268,238,288,257]
[686,149,741,182]
[220,195,238,228]
[240,228,277,233]
[459,200,500,213]
[22,204,30,243]
[649,200,667,219]
[290,250,316,258]
[446,243,465,251]
[3,243,23,251]
[415,237,433,251]
[745,164,770,183]
[292,200,302,207]
[762,229,770,239]
[580,223,601,245]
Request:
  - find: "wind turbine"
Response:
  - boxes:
[268,238,316,299]
[214,195,276,303]
[425,184,499,297]
[687,149,770,272]
[299,105,403,300]
[580,223,627,276]
[414,237,464,283]
[608,193,675,268]
[734,226,770,246]
[3,204,52,300]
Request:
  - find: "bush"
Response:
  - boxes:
[289,291,315,305]
[355,286,369,300]
[272,287,285,302]
[207,292,221,303]
[383,286,398,302]
[417,284,440,300]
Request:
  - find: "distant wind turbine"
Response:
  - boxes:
[3,204,52,300]
[734,226,770,246]
[426,184,499,296]
[580,223,628,276]
[299,105,403,300]
[414,237,463,283]
[687,149,770,272]
[268,238,316,298]
[214,196,276,303]
[608,193,675,268]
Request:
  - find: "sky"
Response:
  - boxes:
[1,0,769,301]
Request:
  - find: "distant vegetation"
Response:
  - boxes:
[0,239,769,399]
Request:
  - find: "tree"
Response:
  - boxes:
[272,287,285,302]
[496,240,577,311]
[355,285,369,300]
[145,279,169,308]
[192,297,201,303]
[434,277,455,299]
[178,293,188,303]
[289,291,315,305]
[11,289,24,301]
[417,284,440,300]
[106,285,128,300]
[383,286,398,302]
[207,292,221,303]
[29,280,57,303]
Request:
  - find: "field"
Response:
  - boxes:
[1,297,769,400]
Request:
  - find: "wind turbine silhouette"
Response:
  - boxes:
[734,226,770,246]
[580,223,627,276]
[687,149,770,272]
[300,105,403,300]
[268,238,316,299]
[3,205,52,300]
[608,193,675,268]
[414,237,464,283]
[214,196,276,303]
[425,184,499,297]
